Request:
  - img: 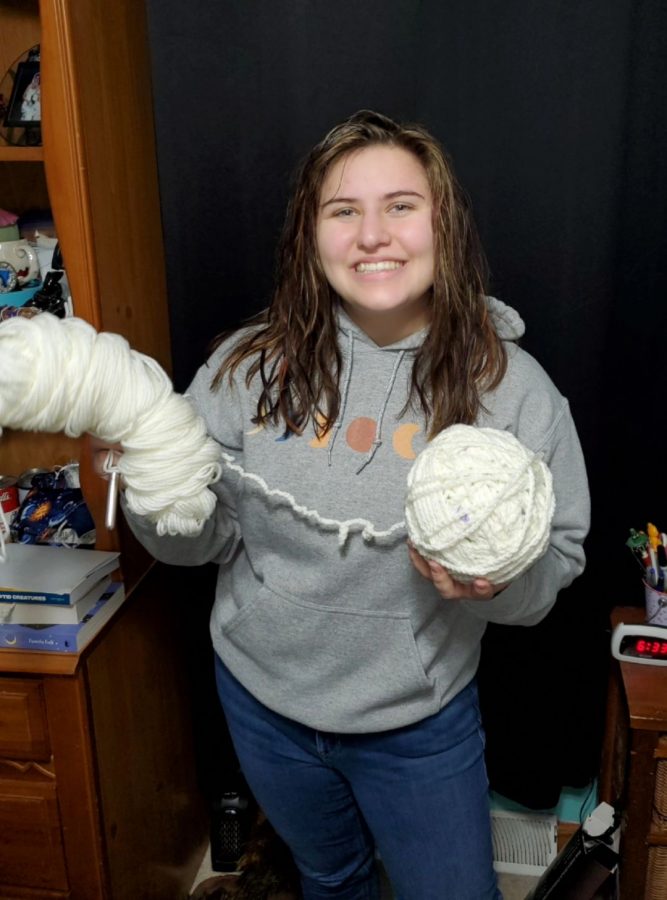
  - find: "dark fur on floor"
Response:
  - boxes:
[190,816,302,900]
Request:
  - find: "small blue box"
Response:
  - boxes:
[0,283,41,306]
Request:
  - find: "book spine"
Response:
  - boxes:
[0,590,71,605]
[0,578,111,625]
[0,605,80,626]
[0,583,125,654]
[1,631,79,652]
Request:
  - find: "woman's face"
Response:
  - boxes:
[316,144,435,346]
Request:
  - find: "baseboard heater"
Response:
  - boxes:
[491,809,559,876]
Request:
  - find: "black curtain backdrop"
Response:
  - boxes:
[144,0,666,808]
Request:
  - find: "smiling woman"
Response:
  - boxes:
[105,110,589,900]
[316,144,434,346]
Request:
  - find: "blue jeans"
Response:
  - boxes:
[215,655,501,900]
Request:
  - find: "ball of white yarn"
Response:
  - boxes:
[405,424,555,584]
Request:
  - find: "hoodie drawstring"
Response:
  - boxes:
[327,329,355,467]
[356,349,405,474]
[327,328,406,474]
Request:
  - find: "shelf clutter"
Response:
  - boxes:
[0,206,71,321]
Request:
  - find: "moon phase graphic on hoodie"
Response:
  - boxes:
[306,415,421,459]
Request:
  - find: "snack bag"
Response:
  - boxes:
[11,465,95,547]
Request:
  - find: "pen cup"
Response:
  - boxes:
[645,581,667,627]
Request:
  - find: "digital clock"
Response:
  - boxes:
[611,622,667,666]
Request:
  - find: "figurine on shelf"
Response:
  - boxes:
[1,45,42,146]
[26,270,66,317]
[20,71,40,122]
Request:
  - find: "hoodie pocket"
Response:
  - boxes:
[220,583,436,730]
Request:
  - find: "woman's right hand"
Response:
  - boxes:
[89,434,123,481]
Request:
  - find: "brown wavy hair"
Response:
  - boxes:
[210,109,507,439]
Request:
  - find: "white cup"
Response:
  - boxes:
[0,239,40,286]
[645,581,667,627]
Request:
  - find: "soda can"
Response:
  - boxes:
[0,475,19,539]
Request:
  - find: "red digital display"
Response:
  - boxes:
[636,639,667,657]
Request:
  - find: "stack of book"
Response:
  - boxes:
[0,544,125,653]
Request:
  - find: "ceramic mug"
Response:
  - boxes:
[646,581,667,627]
[0,239,40,287]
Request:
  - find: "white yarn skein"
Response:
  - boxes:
[0,313,222,537]
[405,424,555,584]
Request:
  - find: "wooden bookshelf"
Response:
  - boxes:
[0,2,209,897]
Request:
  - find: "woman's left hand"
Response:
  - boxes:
[408,542,506,601]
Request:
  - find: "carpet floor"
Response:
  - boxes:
[189,845,540,899]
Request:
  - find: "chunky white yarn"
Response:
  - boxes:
[405,424,555,584]
[0,313,221,538]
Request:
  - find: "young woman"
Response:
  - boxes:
[119,110,590,899]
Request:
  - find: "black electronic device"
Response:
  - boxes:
[526,802,619,900]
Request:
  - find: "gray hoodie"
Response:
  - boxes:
[124,298,589,733]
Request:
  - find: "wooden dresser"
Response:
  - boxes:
[0,564,207,900]
[600,606,667,900]
[1,1,209,896]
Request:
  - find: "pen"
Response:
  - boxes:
[648,522,661,551]
[658,544,667,593]
[646,547,658,587]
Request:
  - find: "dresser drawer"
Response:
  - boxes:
[0,778,68,892]
[0,678,50,760]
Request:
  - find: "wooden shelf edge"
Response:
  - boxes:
[0,647,80,676]
[0,145,44,162]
